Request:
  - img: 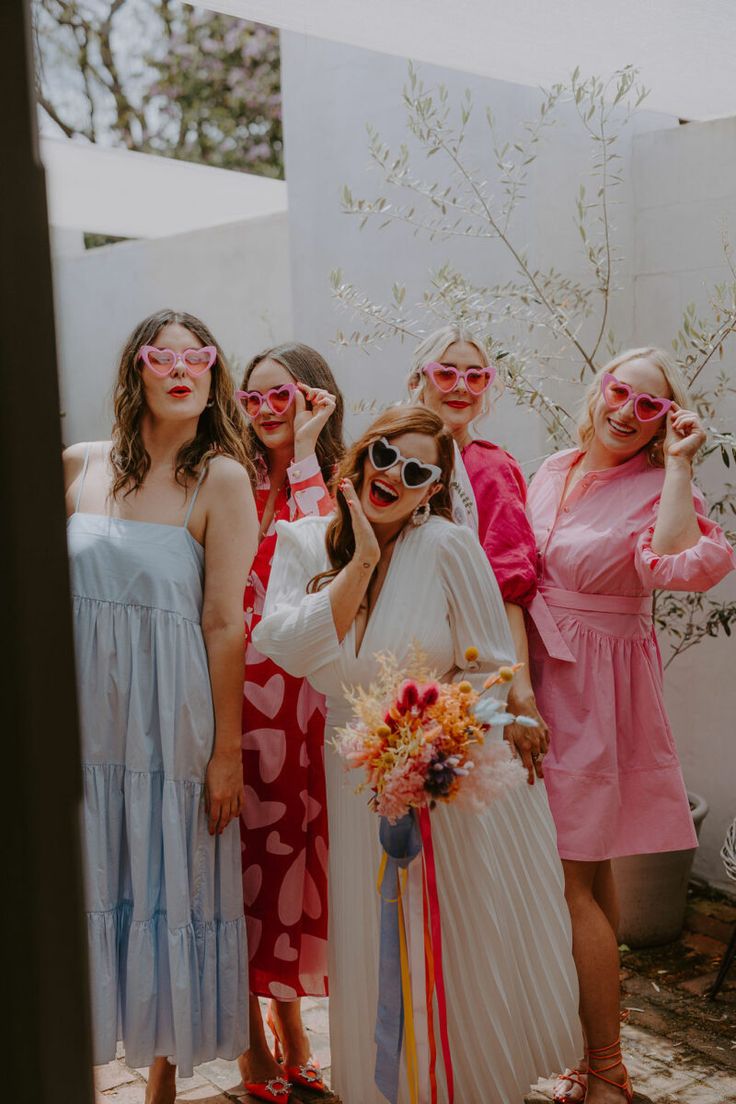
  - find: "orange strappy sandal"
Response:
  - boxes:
[586,1037,633,1102]
[553,1065,588,1103]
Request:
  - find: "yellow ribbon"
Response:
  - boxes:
[398,868,419,1104]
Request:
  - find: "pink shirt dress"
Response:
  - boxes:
[526,447,735,862]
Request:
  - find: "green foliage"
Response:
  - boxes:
[33,0,282,178]
[332,64,736,664]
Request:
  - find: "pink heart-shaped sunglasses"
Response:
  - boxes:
[139,345,216,377]
[235,382,298,419]
[600,373,673,422]
[423,361,496,396]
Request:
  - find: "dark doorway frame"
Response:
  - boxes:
[2,2,94,1101]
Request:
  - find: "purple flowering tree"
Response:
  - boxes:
[33,0,282,178]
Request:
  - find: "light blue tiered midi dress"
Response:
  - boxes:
[67,453,248,1076]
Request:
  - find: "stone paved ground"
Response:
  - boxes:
[95,887,736,1104]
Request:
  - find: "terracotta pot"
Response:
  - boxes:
[612,792,709,948]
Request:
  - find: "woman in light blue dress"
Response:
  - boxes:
[64,309,258,1103]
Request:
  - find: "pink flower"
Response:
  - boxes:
[419,682,440,710]
[376,764,427,823]
[398,680,420,711]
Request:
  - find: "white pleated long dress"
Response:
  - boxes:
[254,515,580,1104]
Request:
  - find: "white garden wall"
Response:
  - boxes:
[53,211,292,444]
[50,34,736,891]
[280,34,736,890]
[632,117,736,891]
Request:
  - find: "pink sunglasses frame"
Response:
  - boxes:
[139,345,217,378]
[235,382,299,419]
[600,372,673,423]
[423,361,496,396]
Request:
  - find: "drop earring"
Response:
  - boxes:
[410,501,430,527]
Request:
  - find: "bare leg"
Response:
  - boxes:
[593,859,620,934]
[271,998,311,1068]
[145,1057,176,1104]
[563,859,630,1103]
[238,993,286,1086]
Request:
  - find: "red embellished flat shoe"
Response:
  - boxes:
[266,1013,340,1102]
[244,1074,292,1102]
[285,1058,325,1093]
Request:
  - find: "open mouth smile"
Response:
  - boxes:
[368,478,400,508]
[606,416,637,438]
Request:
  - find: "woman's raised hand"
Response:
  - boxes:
[339,478,380,568]
[293,382,337,452]
[664,404,707,463]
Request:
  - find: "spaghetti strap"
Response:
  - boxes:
[75,443,92,514]
[183,464,208,530]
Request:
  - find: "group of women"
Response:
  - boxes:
[64,308,735,1104]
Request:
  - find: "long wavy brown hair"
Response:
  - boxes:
[240,342,345,485]
[308,406,455,592]
[110,308,252,497]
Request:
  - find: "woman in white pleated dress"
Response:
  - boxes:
[253,406,580,1104]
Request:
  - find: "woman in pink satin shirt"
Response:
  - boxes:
[526,348,735,1104]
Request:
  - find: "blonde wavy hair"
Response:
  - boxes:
[110,308,253,498]
[407,324,503,417]
[578,347,690,467]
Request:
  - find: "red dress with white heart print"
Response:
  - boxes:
[241,453,333,999]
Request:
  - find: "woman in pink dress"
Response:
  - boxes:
[526,348,735,1103]
[236,344,344,1104]
[410,325,549,782]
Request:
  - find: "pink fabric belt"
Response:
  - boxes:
[528,586,652,663]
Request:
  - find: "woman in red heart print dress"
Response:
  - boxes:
[236,344,344,1104]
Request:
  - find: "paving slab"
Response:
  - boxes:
[94,886,736,1103]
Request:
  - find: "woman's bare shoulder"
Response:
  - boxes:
[205,453,252,486]
[62,441,110,485]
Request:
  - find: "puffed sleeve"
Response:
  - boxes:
[471,451,539,607]
[635,490,736,592]
[286,452,334,520]
[252,518,342,677]
[438,523,515,701]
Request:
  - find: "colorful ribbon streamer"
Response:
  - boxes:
[374,810,454,1104]
[419,807,454,1103]
[375,812,422,1104]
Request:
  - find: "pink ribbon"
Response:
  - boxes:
[418,807,454,1103]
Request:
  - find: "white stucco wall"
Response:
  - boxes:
[53,212,292,444]
[280,33,674,462]
[632,117,736,891]
[280,35,736,890]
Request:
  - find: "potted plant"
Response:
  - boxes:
[612,792,709,947]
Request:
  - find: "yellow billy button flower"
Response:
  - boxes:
[376,724,392,738]
[457,681,473,695]
[464,646,479,664]
[498,666,516,682]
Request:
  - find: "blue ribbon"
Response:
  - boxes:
[374,811,423,1104]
